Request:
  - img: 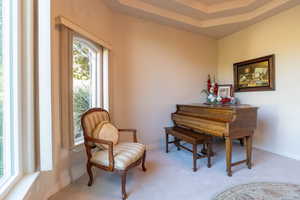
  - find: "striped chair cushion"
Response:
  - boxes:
[91,142,146,170]
[92,121,119,149]
[82,111,110,137]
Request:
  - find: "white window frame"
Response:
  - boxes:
[38,0,52,171]
[0,0,37,198]
[0,0,23,197]
[103,48,109,111]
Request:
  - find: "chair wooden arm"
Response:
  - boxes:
[85,136,114,171]
[118,129,138,143]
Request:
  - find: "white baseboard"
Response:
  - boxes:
[254,144,300,161]
[146,142,162,151]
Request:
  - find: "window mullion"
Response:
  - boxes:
[2,0,12,182]
[91,50,96,108]
[103,48,109,111]
[11,0,22,176]
[0,0,23,196]
[97,47,103,108]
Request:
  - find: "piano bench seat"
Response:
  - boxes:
[164,127,213,172]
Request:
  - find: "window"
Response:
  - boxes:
[0,0,3,179]
[59,21,110,148]
[0,0,22,194]
[72,37,101,144]
[71,35,110,145]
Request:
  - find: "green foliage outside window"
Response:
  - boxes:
[73,40,91,81]
[72,39,92,140]
[73,86,90,140]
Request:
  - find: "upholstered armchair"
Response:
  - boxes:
[81,108,146,200]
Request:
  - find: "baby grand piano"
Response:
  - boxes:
[172,104,258,176]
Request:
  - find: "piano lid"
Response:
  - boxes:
[177,103,258,111]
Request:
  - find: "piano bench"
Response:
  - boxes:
[164,127,213,172]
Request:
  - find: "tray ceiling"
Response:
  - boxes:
[104,0,300,38]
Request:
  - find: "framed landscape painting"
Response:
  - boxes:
[233,55,275,92]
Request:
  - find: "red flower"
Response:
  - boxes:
[221,98,231,104]
[207,75,211,91]
[214,83,218,95]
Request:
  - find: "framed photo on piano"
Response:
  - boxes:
[217,84,233,98]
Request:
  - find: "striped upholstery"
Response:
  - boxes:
[83,111,110,137]
[91,142,146,170]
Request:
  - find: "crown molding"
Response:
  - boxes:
[174,0,257,14]
[118,0,292,28]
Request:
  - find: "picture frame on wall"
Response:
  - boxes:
[217,84,233,98]
[233,54,275,92]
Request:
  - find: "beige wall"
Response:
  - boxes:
[27,1,217,199]
[111,13,217,147]
[217,5,300,160]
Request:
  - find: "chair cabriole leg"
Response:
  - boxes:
[121,171,128,200]
[87,162,94,186]
[142,151,147,172]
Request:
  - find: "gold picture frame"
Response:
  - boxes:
[233,55,275,92]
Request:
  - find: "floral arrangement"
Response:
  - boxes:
[201,75,237,105]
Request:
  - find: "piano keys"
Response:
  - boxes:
[171,103,258,176]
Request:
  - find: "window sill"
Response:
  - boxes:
[72,142,85,152]
[4,172,40,200]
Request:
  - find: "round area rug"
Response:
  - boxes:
[214,182,300,200]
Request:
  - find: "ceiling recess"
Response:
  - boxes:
[104,0,300,38]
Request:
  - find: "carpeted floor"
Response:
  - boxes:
[50,142,300,200]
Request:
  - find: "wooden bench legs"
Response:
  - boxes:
[166,133,212,172]
[192,143,212,171]
[166,134,181,152]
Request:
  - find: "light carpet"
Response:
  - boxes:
[50,142,300,200]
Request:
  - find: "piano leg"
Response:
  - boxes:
[225,137,233,177]
[207,142,212,168]
[246,136,253,169]
[239,139,244,146]
[175,137,181,151]
[166,133,169,153]
[193,144,197,172]
[201,144,207,155]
